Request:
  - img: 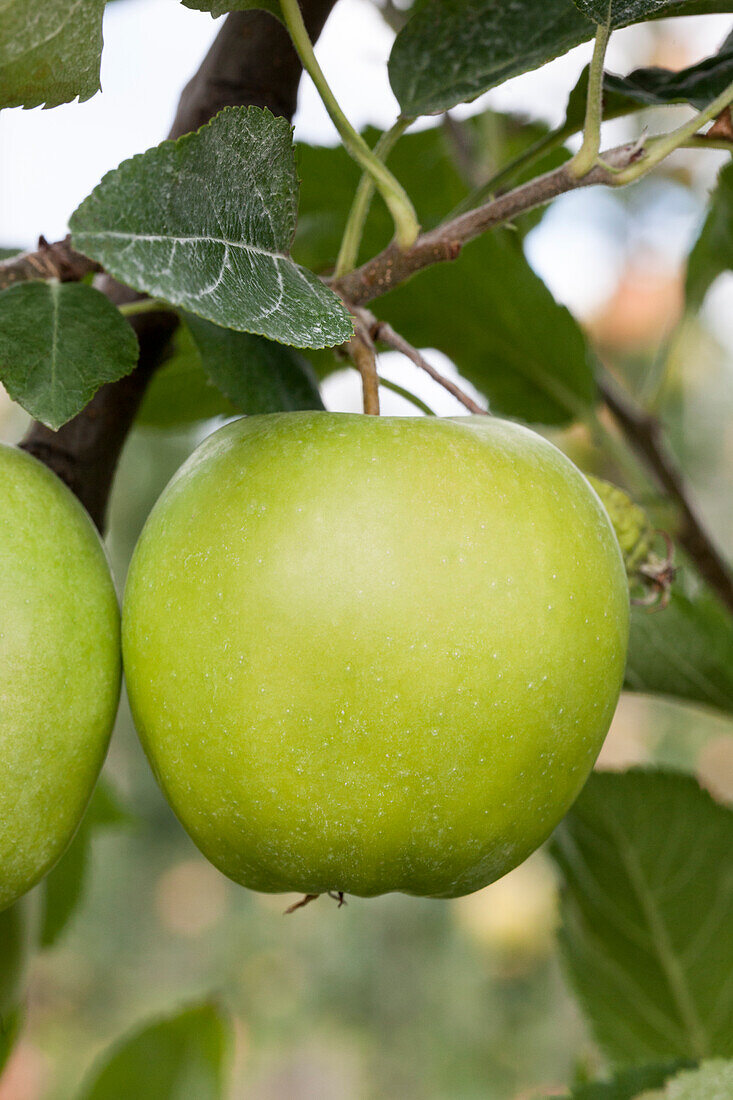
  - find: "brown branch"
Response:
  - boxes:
[598,375,733,615]
[0,235,99,291]
[18,1,338,529]
[345,316,380,415]
[360,310,486,415]
[330,141,645,306]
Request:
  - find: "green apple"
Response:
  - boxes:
[0,446,121,912]
[123,413,629,899]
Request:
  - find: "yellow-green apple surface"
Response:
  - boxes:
[0,446,121,912]
[123,413,629,899]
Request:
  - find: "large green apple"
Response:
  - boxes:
[0,446,121,912]
[123,413,629,899]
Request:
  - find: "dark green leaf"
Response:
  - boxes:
[569,0,730,28]
[137,323,238,428]
[181,0,282,18]
[79,1003,231,1100]
[41,781,132,949]
[0,1009,22,1076]
[550,770,733,1066]
[389,0,733,117]
[376,230,595,424]
[625,584,733,716]
[70,107,352,350]
[0,0,105,110]
[184,313,324,413]
[389,0,594,117]
[0,281,139,429]
[685,161,733,310]
[562,1062,694,1098]
[656,1060,733,1098]
[605,29,733,111]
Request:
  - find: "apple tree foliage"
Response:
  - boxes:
[0,0,732,1094]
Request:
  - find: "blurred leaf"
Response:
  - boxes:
[295,125,466,274]
[376,231,595,424]
[0,0,105,110]
[389,0,593,117]
[41,781,132,949]
[550,770,733,1066]
[0,248,22,261]
[0,893,41,1073]
[624,585,733,716]
[0,281,139,429]
[295,124,591,421]
[137,323,238,427]
[604,29,733,111]
[184,313,324,413]
[562,1062,694,1098]
[653,1060,733,1097]
[685,161,733,311]
[79,1003,231,1100]
[70,107,352,350]
[181,0,282,17]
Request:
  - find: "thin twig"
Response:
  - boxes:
[360,309,487,416]
[345,316,380,414]
[331,142,645,306]
[598,373,733,614]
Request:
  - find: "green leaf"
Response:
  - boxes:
[605,29,733,111]
[377,231,595,424]
[40,781,132,949]
[181,0,282,19]
[625,585,733,717]
[0,893,41,1073]
[70,107,352,350]
[295,125,590,422]
[0,0,105,110]
[0,281,139,430]
[569,0,728,28]
[563,1062,694,1098]
[550,770,733,1067]
[685,161,733,311]
[389,0,594,117]
[137,323,237,428]
[184,314,324,414]
[389,0,733,117]
[79,1003,231,1100]
[654,1060,733,1098]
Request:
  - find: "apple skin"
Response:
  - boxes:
[123,413,629,899]
[0,446,121,912]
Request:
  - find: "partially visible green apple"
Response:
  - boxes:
[0,446,121,912]
[123,413,629,899]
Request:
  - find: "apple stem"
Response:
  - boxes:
[284,893,320,914]
[345,317,381,415]
[359,309,488,416]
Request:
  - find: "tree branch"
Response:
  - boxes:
[18,1,337,530]
[597,374,733,615]
[330,141,645,305]
[0,236,99,291]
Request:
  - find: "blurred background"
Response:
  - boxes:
[1,1,733,1096]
